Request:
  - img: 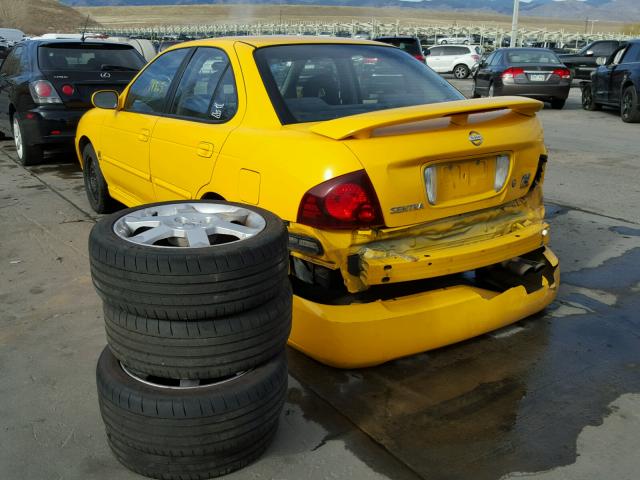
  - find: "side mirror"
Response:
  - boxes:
[585,50,594,57]
[595,56,608,66]
[92,90,119,110]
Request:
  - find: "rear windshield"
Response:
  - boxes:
[506,50,560,64]
[255,44,463,124]
[375,38,421,56]
[38,43,146,71]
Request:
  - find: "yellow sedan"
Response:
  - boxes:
[76,36,559,368]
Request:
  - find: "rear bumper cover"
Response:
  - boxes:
[21,108,86,147]
[499,83,570,100]
[288,246,559,368]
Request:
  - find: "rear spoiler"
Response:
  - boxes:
[310,96,543,140]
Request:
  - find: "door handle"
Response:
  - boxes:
[138,128,150,142]
[196,142,214,158]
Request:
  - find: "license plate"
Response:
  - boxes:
[529,74,546,82]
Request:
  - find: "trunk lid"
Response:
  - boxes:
[310,97,545,228]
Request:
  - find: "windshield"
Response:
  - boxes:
[255,44,463,124]
[506,50,561,64]
[38,44,145,71]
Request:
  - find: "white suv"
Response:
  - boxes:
[426,45,481,79]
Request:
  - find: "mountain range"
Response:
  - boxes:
[58,0,640,22]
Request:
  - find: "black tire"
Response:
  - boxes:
[550,98,566,110]
[89,200,289,320]
[12,114,43,166]
[581,85,601,111]
[453,63,470,79]
[96,346,287,479]
[83,143,117,214]
[621,86,640,123]
[104,285,292,379]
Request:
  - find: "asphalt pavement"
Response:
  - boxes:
[1,83,639,480]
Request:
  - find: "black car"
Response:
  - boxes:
[0,39,146,165]
[559,40,626,81]
[373,36,427,63]
[472,48,571,109]
[582,40,640,123]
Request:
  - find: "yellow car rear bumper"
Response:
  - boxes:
[288,247,559,368]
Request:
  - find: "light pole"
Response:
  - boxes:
[510,0,519,47]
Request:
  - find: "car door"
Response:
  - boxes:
[0,45,23,134]
[474,51,496,93]
[426,46,445,72]
[149,47,243,201]
[609,44,639,105]
[99,47,190,205]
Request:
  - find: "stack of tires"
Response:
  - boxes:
[89,200,291,480]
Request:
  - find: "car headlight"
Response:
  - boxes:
[494,154,511,192]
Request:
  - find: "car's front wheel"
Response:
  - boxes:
[12,115,43,166]
[453,64,470,79]
[83,143,117,214]
[621,86,640,123]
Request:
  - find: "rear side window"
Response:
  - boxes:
[0,45,23,75]
[169,47,237,122]
[38,44,145,71]
[440,47,469,56]
[125,48,189,114]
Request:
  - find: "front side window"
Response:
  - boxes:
[125,48,189,114]
[621,44,640,64]
[169,47,237,122]
[255,44,463,124]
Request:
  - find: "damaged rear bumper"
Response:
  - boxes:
[288,247,559,368]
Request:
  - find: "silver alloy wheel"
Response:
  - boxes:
[488,84,495,97]
[12,117,23,159]
[113,202,266,248]
[120,362,249,389]
[454,65,469,79]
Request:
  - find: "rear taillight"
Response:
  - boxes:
[472,54,481,62]
[29,80,62,104]
[297,170,384,229]
[413,54,426,63]
[61,84,75,96]
[501,67,525,79]
[552,68,571,79]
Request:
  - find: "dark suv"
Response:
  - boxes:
[0,39,145,165]
[559,40,626,81]
[373,36,427,63]
[582,39,640,123]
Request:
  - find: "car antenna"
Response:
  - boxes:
[81,14,91,42]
